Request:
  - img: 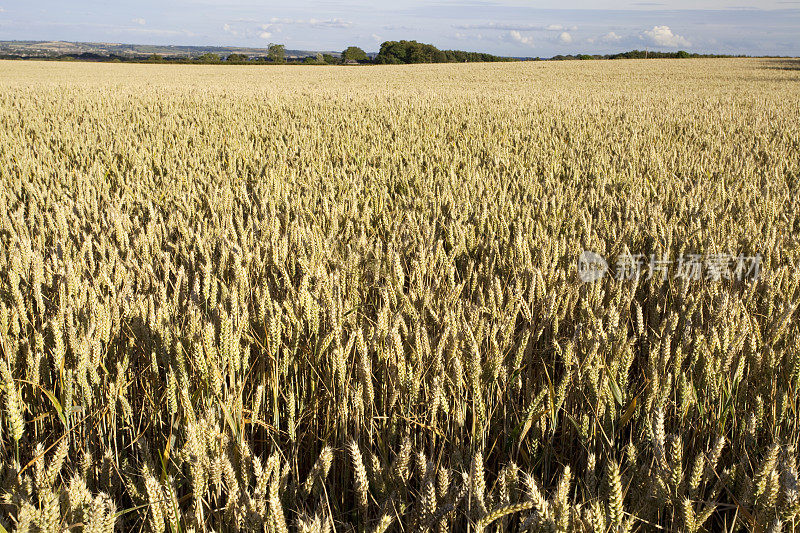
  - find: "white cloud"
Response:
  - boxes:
[457,22,578,32]
[310,18,351,28]
[452,31,487,41]
[0,7,5,12]
[641,25,691,47]
[225,21,283,39]
[546,24,578,32]
[559,32,573,44]
[131,17,146,26]
[457,22,539,31]
[251,17,351,38]
[509,30,535,47]
[601,31,623,43]
[125,28,199,37]
[268,17,351,29]
[371,33,381,41]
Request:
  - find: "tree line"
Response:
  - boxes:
[372,41,513,64]
[191,42,514,64]
[546,50,747,61]
[0,41,514,65]
[0,41,748,65]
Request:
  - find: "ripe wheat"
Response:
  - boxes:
[0,58,799,531]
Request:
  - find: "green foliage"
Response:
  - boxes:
[551,50,724,60]
[195,53,221,63]
[267,44,285,63]
[226,53,248,63]
[375,40,446,64]
[374,40,512,64]
[441,49,513,63]
[342,46,368,63]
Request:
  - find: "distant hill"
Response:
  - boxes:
[0,40,348,60]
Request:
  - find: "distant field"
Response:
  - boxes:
[0,59,799,532]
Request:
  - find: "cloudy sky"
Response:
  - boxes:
[1,0,798,57]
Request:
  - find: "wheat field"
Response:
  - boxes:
[0,58,799,532]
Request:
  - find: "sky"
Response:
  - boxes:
[0,1,798,57]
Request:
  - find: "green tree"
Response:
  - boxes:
[227,53,248,63]
[322,53,337,64]
[676,50,691,59]
[342,46,368,63]
[375,40,510,64]
[196,53,221,63]
[267,44,286,63]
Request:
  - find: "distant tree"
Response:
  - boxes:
[146,54,163,62]
[374,41,412,64]
[342,46,368,63]
[267,44,286,63]
[196,53,220,63]
[322,53,337,64]
[676,50,690,59]
[432,49,447,63]
[375,40,511,64]
[227,53,248,63]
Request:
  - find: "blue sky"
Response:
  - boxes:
[1,1,798,56]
